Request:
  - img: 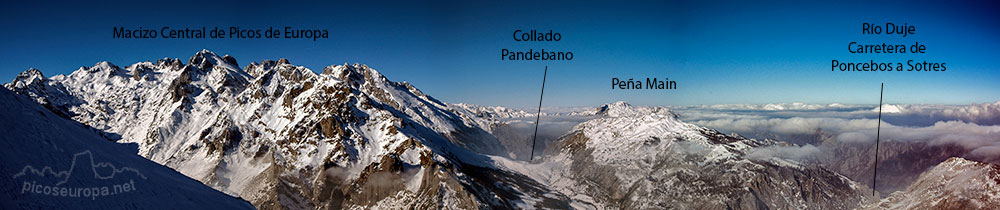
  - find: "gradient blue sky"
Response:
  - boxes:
[1,0,997,108]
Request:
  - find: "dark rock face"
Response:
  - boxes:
[189,50,216,70]
[222,54,239,67]
[168,67,193,102]
[865,157,1000,209]
[818,139,970,195]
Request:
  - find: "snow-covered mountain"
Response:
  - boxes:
[509,102,876,209]
[10,50,953,209]
[4,50,559,209]
[448,103,536,127]
[0,87,254,209]
[864,157,1000,209]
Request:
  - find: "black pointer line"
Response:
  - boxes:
[873,83,883,196]
[530,66,547,161]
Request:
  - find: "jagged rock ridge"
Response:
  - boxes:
[4,50,559,209]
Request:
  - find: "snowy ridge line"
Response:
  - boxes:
[3,49,556,208]
[13,150,148,186]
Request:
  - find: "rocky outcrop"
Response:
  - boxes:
[864,157,1000,209]
[819,139,970,195]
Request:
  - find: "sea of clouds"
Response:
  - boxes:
[671,101,1000,163]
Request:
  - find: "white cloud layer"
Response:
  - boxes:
[673,101,1000,162]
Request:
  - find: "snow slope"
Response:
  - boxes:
[0,87,253,209]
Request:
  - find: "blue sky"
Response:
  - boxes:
[1,0,997,108]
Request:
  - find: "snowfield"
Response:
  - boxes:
[0,87,253,209]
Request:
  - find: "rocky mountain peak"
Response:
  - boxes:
[155,57,185,70]
[595,101,676,118]
[221,54,238,67]
[10,68,46,87]
[188,49,240,72]
[596,101,631,113]
[17,67,43,77]
[79,61,122,74]
[243,57,306,79]
[596,101,634,116]
[323,63,387,88]
[75,61,129,79]
[93,61,119,70]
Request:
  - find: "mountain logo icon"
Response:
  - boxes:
[13,150,147,186]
